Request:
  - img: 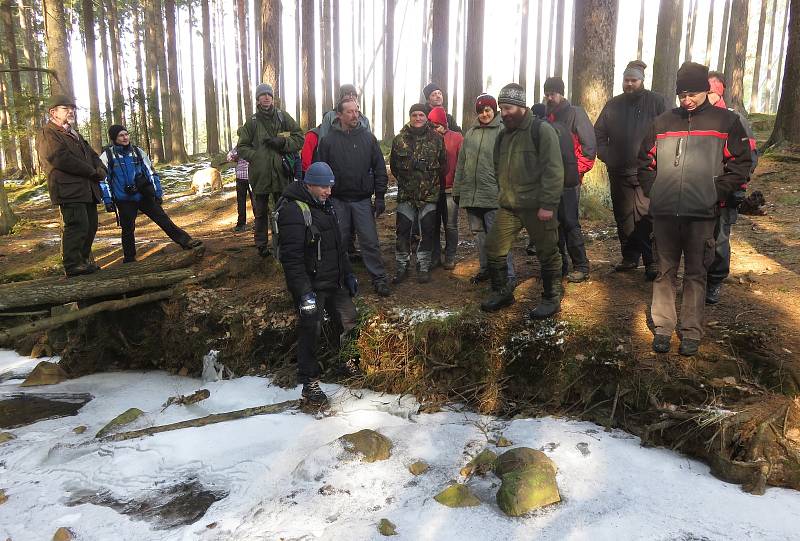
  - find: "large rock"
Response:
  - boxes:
[409,460,429,476]
[377,518,397,536]
[0,432,16,444]
[53,527,75,541]
[338,429,392,463]
[95,408,145,438]
[495,447,560,516]
[20,361,68,386]
[0,489,7,505]
[460,449,497,477]
[433,483,480,508]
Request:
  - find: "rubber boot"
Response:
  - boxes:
[529,273,562,319]
[480,262,515,312]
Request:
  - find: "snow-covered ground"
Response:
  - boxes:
[1,349,798,541]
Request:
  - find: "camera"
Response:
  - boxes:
[123,183,138,195]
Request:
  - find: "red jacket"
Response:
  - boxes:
[547,99,597,178]
[441,129,464,191]
[300,128,320,173]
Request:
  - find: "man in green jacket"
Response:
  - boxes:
[482,83,565,318]
[235,83,304,257]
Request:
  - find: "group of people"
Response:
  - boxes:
[37,56,756,407]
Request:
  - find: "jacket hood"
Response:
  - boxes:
[283,179,328,208]
[473,113,502,130]
[331,118,366,135]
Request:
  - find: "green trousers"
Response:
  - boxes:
[59,202,98,272]
[485,207,561,277]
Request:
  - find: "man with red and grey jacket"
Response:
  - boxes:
[638,62,753,356]
[544,77,596,282]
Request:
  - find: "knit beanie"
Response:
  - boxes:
[675,62,710,94]
[428,106,448,127]
[531,103,546,119]
[475,93,498,113]
[423,83,441,101]
[303,162,336,186]
[497,83,526,108]
[623,60,647,80]
[409,103,428,116]
[338,84,358,100]
[543,77,565,95]
[255,83,274,99]
[108,124,127,142]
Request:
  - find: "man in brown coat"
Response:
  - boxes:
[36,95,107,276]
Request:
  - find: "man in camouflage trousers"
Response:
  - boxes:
[389,104,447,284]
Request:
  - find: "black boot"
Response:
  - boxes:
[480,262,515,312]
[529,273,562,319]
[302,380,329,406]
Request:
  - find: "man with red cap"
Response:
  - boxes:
[638,62,753,356]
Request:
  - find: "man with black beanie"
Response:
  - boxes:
[595,60,670,280]
[638,62,753,356]
[421,82,462,134]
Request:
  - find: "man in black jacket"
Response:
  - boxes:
[276,162,361,406]
[315,98,391,296]
[595,60,669,280]
[638,62,753,356]
[421,82,462,133]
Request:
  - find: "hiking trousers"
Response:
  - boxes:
[466,207,515,279]
[609,173,654,265]
[116,199,191,261]
[395,201,437,272]
[557,185,589,274]
[331,197,387,283]
[431,193,459,263]
[253,192,281,249]
[236,179,254,227]
[707,206,737,286]
[60,202,98,272]
[485,207,560,279]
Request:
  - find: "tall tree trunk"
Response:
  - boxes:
[451,0,464,117]
[144,0,165,162]
[723,0,749,113]
[684,0,695,62]
[383,0,395,141]
[763,0,779,111]
[133,5,150,156]
[519,0,529,88]
[295,0,301,120]
[533,0,542,103]
[17,0,38,92]
[218,0,233,149]
[188,2,198,154]
[546,0,555,77]
[321,0,333,111]
[572,0,618,123]
[0,52,19,172]
[705,0,716,65]
[0,180,18,235]
[201,0,219,154]
[717,0,731,70]
[567,2,575,96]
[766,0,799,146]
[1,0,33,174]
[98,2,113,127]
[554,0,565,77]
[750,0,770,113]
[771,0,791,113]
[462,0,484,129]
[41,0,73,96]
[652,0,684,99]
[105,0,126,125]
[301,0,316,129]
[233,5,244,127]
[165,0,187,162]
[77,0,102,152]
[151,0,173,161]
[236,0,252,115]
[431,0,449,88]
[637,0,645,59]
[332,0,340,93]
[420,0,430,91]
[261,0,282,101]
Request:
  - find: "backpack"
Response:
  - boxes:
[104,145,157,199]
[271,196,318,262]
[528,115,580,188]
[250,110,302,180]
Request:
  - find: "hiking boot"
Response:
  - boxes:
[528,273,562,319]
[480,264,514,312]
[652,334,671,353]
[679,338,701,356]
[392,266,409,285]
[443,257,456,270]
[257,245,271,258]
[705,282,722,305]
[373,280,391,297]
[417,270,431,284]
[645,263,659,282]
[233,223,248,232]
[123,257,136,264]
[301,380,329,406]
[615,259,639,272]
[429,257,442,270]
[470,270,489,284]
[181,238,203,250]
[64,263,97,278]
[343,358,364,378]
[566,270,589,283]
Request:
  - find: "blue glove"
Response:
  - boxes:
[345,274,358,297]
[299,292,317,316]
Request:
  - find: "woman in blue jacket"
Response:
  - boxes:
[100,125,201,262]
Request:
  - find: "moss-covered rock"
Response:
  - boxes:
[0,489,7,505]
[21,361,68,386]
[496,436,513,447]
[0,432,16,444]
[496,466,561,516]
[460,449,497,477]
[409,460,429,475]
[495,447,557,477]
[95,408,145,438]
[73,425,87,434]
[338,429,393,462]
[433,483,480,507]
[52,527,75,541]
[377,518,397,536]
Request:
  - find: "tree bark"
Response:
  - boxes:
[382,0,395,141]
[201,0,219,154]
[462,0,484,129]
[105,0,126,125]
[684,0,695,62]
[165,0,188,162]
[132,6,150,156]
[78,0,102,153]
[771,0,790,113]
[431,0,449,89]
[16,0,38,92]
[236,0,252,115]
[301,0,316,130]
[151,0,173,162]
[723,0,749,113]
[717,0,731,70]
[420,0,430,92]
[188,2,199,154]
[651,0,683,99]
[333,0,340,94]
[0,15,19,172]
[261,0,282,104]
[533,0,543,103]
[762,0,779,111]
[705,0,716,65]
[97,1,113,127]
[637,0,646,60]
[766,0,799,146]
[144,0,165,162]
[0,0,33,174]
[0,179,18,235]
[555,0,565,78]
[519,0,529,88]
[571,0,618,123]
[321,0,333,112]
[750,0,770,113]
[41,0,73,97]
[295,0,301,121]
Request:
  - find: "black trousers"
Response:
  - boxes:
[296,287,357,384]
[557,185,589,274]
[253,192,281,249]
[707,206,737,286]
[116,198,190,261]
[609,173,654,265]
[60,202,98,272]
[236,179,253,226]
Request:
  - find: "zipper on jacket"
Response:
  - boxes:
[677,115,691,215]
[673,138,683,167]
[472,129,485,206]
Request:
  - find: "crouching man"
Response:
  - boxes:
[276,162,361,406]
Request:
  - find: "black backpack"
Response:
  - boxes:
[528,116,580,188]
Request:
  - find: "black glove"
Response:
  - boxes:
[265,136,284,150]
[155,196,163,205]
[104,202,116,213]
[373,197,386,217]
[345,274,358,297]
